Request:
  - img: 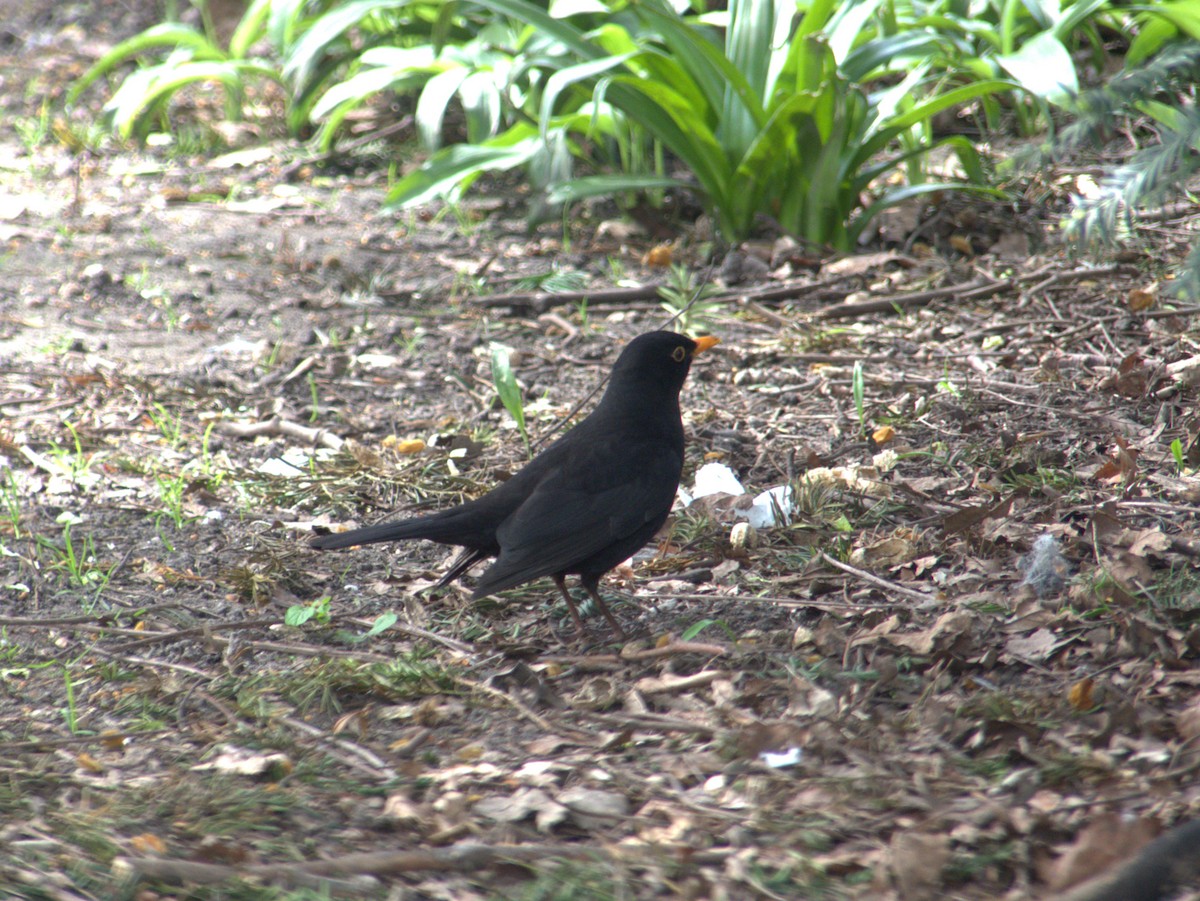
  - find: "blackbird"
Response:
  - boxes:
[310,330,719,638]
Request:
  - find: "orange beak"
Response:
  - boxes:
[691,335,720,354]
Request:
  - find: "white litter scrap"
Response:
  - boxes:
[759,747,803,768]
[681,462,797,528]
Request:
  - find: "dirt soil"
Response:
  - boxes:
[4,5,1200,901]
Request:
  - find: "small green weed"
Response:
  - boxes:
[490,342,530,456]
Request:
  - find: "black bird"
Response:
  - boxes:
[310,330,719,638]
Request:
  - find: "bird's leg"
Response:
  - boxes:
[581,580,627,641]
[552,575,587,635]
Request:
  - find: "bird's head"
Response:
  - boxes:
[607,331,719,397]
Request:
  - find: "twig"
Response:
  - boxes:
[216,415,344,450]
[620,641,730,660]
[278,716,398,782]
[469,283,664,313]
[573,711,718,737]
[818,552,935,603]
[122,841,619,888]
[453,675,559,734]
[634,670,723,694]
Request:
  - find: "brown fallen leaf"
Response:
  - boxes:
[1039,812,1159,892]
[888,831,950,900]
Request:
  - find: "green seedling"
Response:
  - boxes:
[658,264,721,335]
[156,474,188,531]
[1170,438,1187,473]
[490,342,530,456]
[307,371,320,423]
[40,512,116,609]
[852,361,866,438]
[286,595,332,627]
[1,469,22,539]
[148,402,184,448]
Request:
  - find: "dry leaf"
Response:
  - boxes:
[129,833,168,855]
[1127,281,1157,312]
[1041,813,1159,892]
[76,752,104,774]
[950,234,974,256]
[642,243,674,267]
[1005,628,1061,662]
[557,787,629,830]
[889,831,950,900]
[894,612,975,656]
[1067,677,1095,711]
[383,437,426,454]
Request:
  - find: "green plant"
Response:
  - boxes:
[155,473,189,534]
[148,402,185,448]
[45,424,103,490]
[62,666,82,734]
[341,612,399,643]
[851,360,866,438]
[41,512,115,605]
[1014,41,1200,300]
[68,0,286,140]
[681,618,737,640]
[14,99,52,150]
[1170,438,1187,473]
[386,0,1007,246]
[1,469,22,539]
[489,342,530,456]
[286,595,333,627]
[657,264,721,334]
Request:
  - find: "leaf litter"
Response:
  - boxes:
[2,8,1200,901]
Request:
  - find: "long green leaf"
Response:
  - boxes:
[418,66,474,149]
[469,0,601,59]
[632,2,764,127]
[105,60,276,138]
[229,0,274,59]
[283,0,416,89]
[547,173,685,203]
[384,130,544,208]
[858,78,1016,164]
[539,53,636,139]
[68,24,222,105]
[996,31,1077,104]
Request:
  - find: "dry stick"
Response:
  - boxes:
[975,385,1130,424]
[278,716,398,781]
[124,842,618,888]
[88,647,216,679]
[654,590,907,610]
[813,263,1133,321]
[103,617,283,653]
[620,640,730,660]
[0,729,175,753]
[453,675,559,735]
[216,415,344,450]
[818,552,935,603]
[576,711,718,736]
[344,616,477,657]
[634,670,723,694]
[470,282,665,313]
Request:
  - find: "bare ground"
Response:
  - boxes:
[3,6,1200,901]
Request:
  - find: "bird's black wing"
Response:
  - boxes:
[470,437,682,597]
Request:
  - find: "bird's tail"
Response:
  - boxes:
[309,503,495,551]
[309,518,436,550]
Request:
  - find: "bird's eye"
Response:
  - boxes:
[671,346,687,362]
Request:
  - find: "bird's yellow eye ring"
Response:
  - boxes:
[672,346,687,362]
